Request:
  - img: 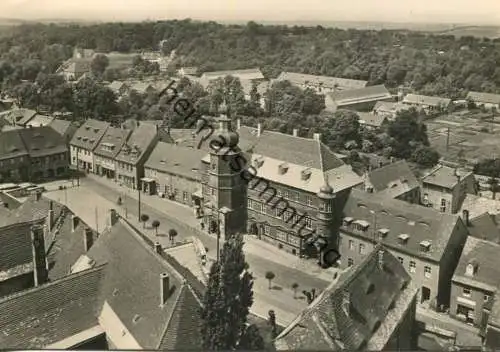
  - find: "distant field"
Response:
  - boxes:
[433,26,500,38]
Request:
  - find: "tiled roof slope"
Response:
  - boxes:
[403,94,451,107]
[18,126,67,157]
[86,219,203,349]
[422,165,472,189]
[275,245,418,350]
[328,85,392,105]
[276,72,368,90]
[452,236,500,291]
[466,91,500,105]
[93,126,131,159]
[342,189,460,262]
[145,142,206,180]
[0,222,34,273]
[367,160,419,193]
[0,265,106,349]
[466,213,500,243]
[0,129,28,161]
[48,119,78,141]
[70,119,110,151]
[115,123,157,165]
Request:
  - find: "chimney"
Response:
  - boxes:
[47,201,54,232]
[237,118,241,130]
[71,215,79,232]
[83,227,94,252]
[293,129,298,137]
[108,209,118,228]
[32,191,42,202]
[155,242,163,254]
[342,290,350,316]
[378,249,384,268]
[31,225,48,286]
[462,209,470,226]
[160,273,170,306]
[313,133,321,141]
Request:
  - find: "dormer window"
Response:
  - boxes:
[343,217,354,226]
[398,234,410,244]
[420,240,431,252]
[278,163,289,175]
[353,220,370,232]
[94,128,99,133]
[254,157,264,168]
[378,228,390,238]
[85,126,90,131]
[301,169,312,181]
[466,261,478,276]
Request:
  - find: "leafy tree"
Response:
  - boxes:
[268,310,277,338]
[90,54,109,76]
[200,234,261,350]
[265,271,275,289]
[151,220,160,235]
[140,214,149,228]
[291,283,299,299]
[387,108,429,159]
[320,110,361,150]
[168,228,178,244]
[473,158,500,177]
[411,146,440,168]
[488,177,500,200]
[208,75,246,116]
[73,77,118,120]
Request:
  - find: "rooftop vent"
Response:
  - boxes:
[398,233,410,244]
[85,126,90,131]
[113,288,119,296]
[160,159,166,164]
[301,169,312,181]
[378,228,390,237]
[408,221,415,226]
[278,163,289,175]
[466,260,478,276]
[94,128,99,133]
[420,240,431,252]
[343,217,354,226]
[9,147,18,152]
[132,314,141,323]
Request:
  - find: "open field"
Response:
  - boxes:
[427,114,500,163]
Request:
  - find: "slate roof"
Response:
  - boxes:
[452,236,500,292]
[61,59,92,74]
[115,123,158,165]
[466,213,500,243]
[403,94,451,108]
[466,91,500,105]
[0,129,28,161]
[93,126,131,159]
[25,114,54,128]
[327,85,392,106]
[201,68,264,81]
[422,165,472,189]
[18,126,68,158]
[357,111,388,128]
[373,101,412,115]
[145,142,206,180]
[48,119,78,141]
[70,119,110,151]
[342,189,461,262]
[275,245,418,351]
[366,160,420,198]
[0,266,106,349]
[276,72,368,91]
[0,108,37,125]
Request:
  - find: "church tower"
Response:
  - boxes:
[315,179,340,267]
[204,102,247,239]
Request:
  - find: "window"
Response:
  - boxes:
[283,190,289,199]
[288,235,299,246]
[463,288,471,297]
[277,189,282,197]
[423,193,429,204]
[485,294,490,302]
[306,196,313,206]
[276,230,287,242]
[325,202,332,212]
[274,207,282,217]
[424,266,432,278]
[183,192,188,202]
[305,217,313,229]
[398,257,404,264]
[348,240,354,250]
[211,188,215,196]
[440,198,446,213]
[293,191,300,201]
[347,258,354,267]
[409,261,416,273]
[359,243,365,254]
[264,226,270,235]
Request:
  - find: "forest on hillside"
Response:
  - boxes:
[1,19,500,99]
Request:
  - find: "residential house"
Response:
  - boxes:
[115,123,159,189]
[373,101,413,120]
[275,72,368,94]
[141,51,162,64]
[0,216,204,350]
[48,119,79,144]
[70,119,110,172]
[56,59,92,81]
[73,48,95,59]
[93,127,131,179]
[177,67,198,76]
[422,164,476,214]
[199,68,265,88]
[107,81,129,97]
[360,160,420,204]
[462,211,500,243]
[357,111,389,131]
[0,129,30,182]
[450,236,500,327]
[1,108,37,127]
[402,94,451,113]
[484,297,500,350]
[144,142,206,205]
[338,189,469,308]
[18,126,69,181]
[130,82,156,95]
[324,85,393,113]
[460,193,500,219]
[466,91,500,110]
[275,245,418,350]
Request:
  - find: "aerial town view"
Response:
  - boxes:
[1,0,500,350]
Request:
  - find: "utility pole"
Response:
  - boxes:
[95,206,99,234]
[137,185,142,222]
[446,127,450,152]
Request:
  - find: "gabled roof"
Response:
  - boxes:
[145,142,206,180]
[276,72,368,90]
[201,68,264,81]
[48,119,78,140]
[1,108,37,125]
[0,129,28,161]
[327,85,392,106]
[115,123,157,165]
[93,126,131,159]
[422,165,472,189]
[466,91,500,105]
[466,213,500,243]
[62,59,92,74]
[0,266,106,348]
[70,119,110,151]
[275,245,418,351]
[403,94,451,108]
[130,82,155,94]
[357,112,388,128]
[366,160,419,196]
[25,114,55,128]
[452,236,500,292]
[18,126,67,158]
[342,189,461,262]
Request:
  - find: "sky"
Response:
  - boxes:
[2,0,500,25]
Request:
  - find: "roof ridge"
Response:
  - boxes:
[0,264,107,304]
[311,312,338,349]
[156,282,188,349]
